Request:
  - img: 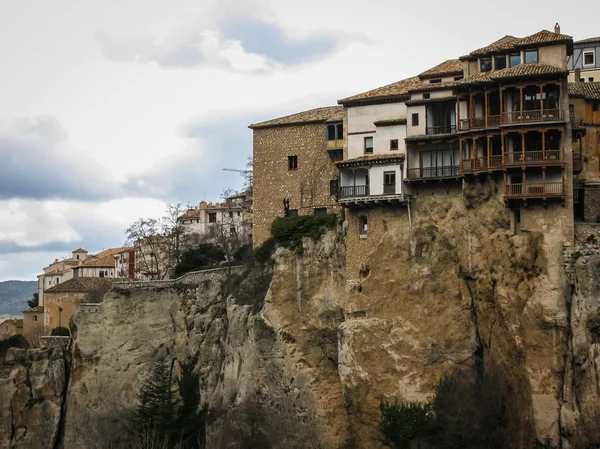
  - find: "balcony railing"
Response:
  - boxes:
[504,150,564,165]
[339,185,369,198]
[383,184,396,195]
[426,125,456,136]
[407,165,460,179]
[462,155,503,173]
[458,115,501,131]
[502,109,563,124]
[505,181,564,198]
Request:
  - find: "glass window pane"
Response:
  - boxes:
[481,57,492,72]
[327,125,335,141]
[495,56,507,70]
[336,124,343,139]
[510,54,521,67]
[525,50,538,64]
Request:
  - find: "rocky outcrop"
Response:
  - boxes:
[0,348,67,449]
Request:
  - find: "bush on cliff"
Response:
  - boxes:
[174,243,226,277]
[270,214,337,250]
[380,369,508,449]
[51,326,70,336]
[0,334,29,356]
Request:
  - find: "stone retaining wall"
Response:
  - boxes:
[79,303,101,313]
[111,266,243,291]
[40,336,71,349]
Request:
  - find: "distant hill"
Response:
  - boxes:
[0,280,37,317]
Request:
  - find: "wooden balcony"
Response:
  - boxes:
[406,165,460,181]
[339,185,369,198]
[501,109,563,125]
[338,184,408,207]
[426,125,456,136]
[503,150,564,167]
[458,115,501,131]
[461,155,503,174]
[505,181,564,200]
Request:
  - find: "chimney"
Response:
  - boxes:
[554,23,560,34]
[575,68,582,82]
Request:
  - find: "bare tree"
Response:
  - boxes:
[125,218,169,280]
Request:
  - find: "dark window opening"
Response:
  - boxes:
[33,316,38,322]
[509,53,521,67]
[228,211,233,217]
[286,209,298,217]
[364,136,373,154]
[359,216,368,235]
[288,155,298,170]
[590,77,595,82]
[454,75,464,81]
[208,212,217,223]
[412,113,419,126]
[495,55,507,70]
[480,57,492,72]
[593,103,599,112]
[329,179,339,195]
[429,78,442,84]
[76,255,79,260]
[423,93,431,99]
[584,51,595,65]
[327,123,343,141]
[390,139,399,150]
[525,49,538,64]
[313,207,327,215]
[230,227,236,235]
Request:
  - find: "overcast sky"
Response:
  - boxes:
[0,0,597,281]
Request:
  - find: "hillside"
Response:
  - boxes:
[0,280,37,317]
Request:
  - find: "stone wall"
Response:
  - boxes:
[111,266,242,291]
[40,336,70,349]
[78,303,101,313]
[44,291,89,334]
[253,123,341,246]
[584,182,600,223]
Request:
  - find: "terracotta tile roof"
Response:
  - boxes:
[249,106,343,129]
[45,277,116,293]
[569,82,600,101]
[338,76,422,105]
[405,133,459,143]
[178,209,201,220]
[455,64,568,89]
[335,153,405,168]
[574,37,600,46]
[72,248,88,253]
[418,59,463,79]
[464,30,572,60]
[408,81,457,94]
[79,248,126,268]
[23,306,44,313]
[373,118,407,127]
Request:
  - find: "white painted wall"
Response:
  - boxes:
[370,164,403,195]
[374,124,407,154]
[347,103,407,132]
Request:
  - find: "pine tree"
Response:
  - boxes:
[136,356,179,442]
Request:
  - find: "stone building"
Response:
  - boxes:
[44,277,115,334]
[569,81,600,221]
[72,247,127,278]
[21,306,44,346]
[37,248,89,307]
[250,107,343,246]
[0,318,23,339]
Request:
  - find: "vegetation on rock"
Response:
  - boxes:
[174,243,226,276]
[0,334,28,356]
[51,326,71,336]
[270,214,337,250]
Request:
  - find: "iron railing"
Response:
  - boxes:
[407,165,460,179]
[339,185,369,197]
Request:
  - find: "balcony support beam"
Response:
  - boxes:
[485,91,489,128]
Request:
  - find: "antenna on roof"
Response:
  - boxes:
[223,168,252,173]
[554,23,560,34]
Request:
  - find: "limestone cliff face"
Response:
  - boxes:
[0,348,67,449]
[4,192,600,448]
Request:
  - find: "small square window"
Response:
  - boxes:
[33,316,38,322]
[412,113,419,126]
[313,207,327,215]
[509,53,521,67]
[288,155,298,170]
[525,50,538,64]
[390,139,399,150]
[423,93,431,99]
[228,211,233,217]
[480,57,492,72]
[208,212,217,223]
[364,136,373,154]
[590,77,595,82]
[495,55,507,70]
[229,227,236,235]
[429,79,442,84]
[584,51,595,66]
[580,78,586,83]
[594,104,599,112]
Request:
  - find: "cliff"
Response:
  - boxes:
[2,193,600,448]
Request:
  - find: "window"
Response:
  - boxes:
[33,316,38,322]
[208,212,217,223]
[230,227,236,235]
[423,93,431,99]
[593,104,599,112]
[580,78,586,83]
[329,179,339,195]
[390,139,399,150]
[383,171,396,194]
[237,212,241,217]
[412,113,419,126]
[509,53,521,67]
[76,255,79,260]
[99,271,105,278]
[359,216,368,236]
[286,209,298,217]
[454,75,464,81]
[429,78,442,84]
[584,51,595,66]
[364,136,373,154]
[229,211,233,218]
[288,155,298,170]
[327,123,343,141]
[480,57,492,72]
[313,207,327,215]
[525,49,538,64]
[590,77,595,82]
[494,55,507,70]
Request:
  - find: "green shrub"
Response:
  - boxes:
[270,213,337,250]
[51,326,70,336]
[174,243,226,276]
[0,334,28,356]
[233,243,253,264]
[379,400,434,449]
[254,237,275,264]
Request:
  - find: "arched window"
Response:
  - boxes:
[359,216,368,236]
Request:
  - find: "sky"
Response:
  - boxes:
[0,0,597,281]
